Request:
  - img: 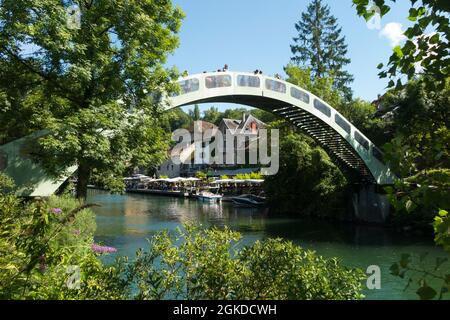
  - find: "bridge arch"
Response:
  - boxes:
[165,71,395,185]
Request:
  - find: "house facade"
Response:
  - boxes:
[156,114,266,178]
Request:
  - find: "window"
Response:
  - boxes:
[237,75,260,88]
[290,87,310,103]
[265,79,286,93]
[313,99,331,117]
[335,114,351,134]
[354,131,370,150]
[373,147,384,162]
[177,78,199,95]
[205,75,232,89]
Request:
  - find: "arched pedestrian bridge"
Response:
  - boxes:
[166,71,394,185]
[0,71,395,197]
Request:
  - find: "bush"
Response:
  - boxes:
[0,172,15,195]
[385,169,450,232]
[195,171,207,180]
[234,172,263,180]
[122,224,365,300]
[0,194,124,299]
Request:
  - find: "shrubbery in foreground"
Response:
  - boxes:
[0,184,364,300]
[123,225,365,300]
[0,194,123,299]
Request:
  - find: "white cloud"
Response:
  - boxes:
[380,22,407,47]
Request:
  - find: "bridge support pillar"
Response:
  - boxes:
[351,184,390,223]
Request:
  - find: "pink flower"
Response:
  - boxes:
[50,208,62,214]
[91,243,117,254]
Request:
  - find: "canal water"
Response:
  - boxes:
[88,189,447,300]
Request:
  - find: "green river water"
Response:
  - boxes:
[87,189,448,300]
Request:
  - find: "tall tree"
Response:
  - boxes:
[0,0,184,198]
[291,0,354,100]
[189,104,201,121]
[163,108,193,131]
[202,106,221,125]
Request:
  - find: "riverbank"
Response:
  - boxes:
[89,185,261,204]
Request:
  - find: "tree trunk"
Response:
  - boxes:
[76,162,91,200]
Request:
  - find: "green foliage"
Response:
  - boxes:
[0,194,124,299]
[0,0,184,198]
[249,172,263,180]
[381,79,450,298]
[264,133,347,217]
[284,64,343,110]
[202,106,222,125]
[291,0,354,99]
[234,172,263,180]
[220,175,230,180]
[385,169,450,231]
[353,0,450,91]
[238,238,365,300]
[249,108,278,123]
[382,80,449,175]
[434,210,450,253]
[390,252,450,300]
[0,172,15,195]
[221,108,248,121]
[0,59,44,145]
[195,171,207,180]
[381,79,449,231]
[189,105,201,121]
[163,108,193,132]
[121,224,365,300]
[340,99,388,146]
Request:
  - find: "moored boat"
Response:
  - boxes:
[231,194,266,207]
[196,191,223,202]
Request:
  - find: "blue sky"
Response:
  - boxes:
[167,0,413,113]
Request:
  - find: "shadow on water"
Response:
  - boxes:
[261,216,434,247]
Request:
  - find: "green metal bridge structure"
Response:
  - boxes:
[0,71,395,222]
